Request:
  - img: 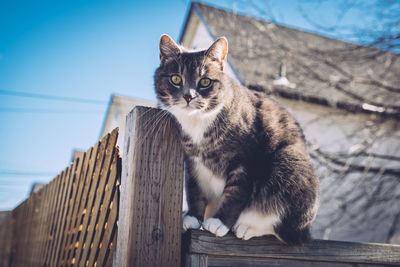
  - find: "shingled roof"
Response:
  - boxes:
[180,2,400,117]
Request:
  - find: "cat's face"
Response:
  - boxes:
[154,35,229,117]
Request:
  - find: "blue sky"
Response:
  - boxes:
[0,0,377,210]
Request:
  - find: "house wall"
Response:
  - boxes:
[277,96,400,243]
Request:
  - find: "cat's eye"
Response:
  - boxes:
[199,78,212,88]
[170,74,182,86]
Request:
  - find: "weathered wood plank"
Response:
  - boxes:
[187,230,400,265]
[58,151,86,266]
[29,188,42,266]
[64,141,101,266]
[115,106,184,267]
[87,143,120,266]
[34,180,51,267]
[73,132,111,267]
[185,254,209,267]
[43,170,66,265]
[0,211,13,267]
[79,129,118,267]
[48,167,70,265]
[24,192,34,264]
[205,254,383,267]
[30,189,43,267]
[60,147,94,266]
[97,165,120,266]
[50,162,77,266]
[38,178,58,266]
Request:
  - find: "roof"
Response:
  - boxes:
[180,2,400,117]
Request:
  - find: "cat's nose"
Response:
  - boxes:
[183,94,193,103]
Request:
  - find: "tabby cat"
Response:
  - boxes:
[154,34,319,245]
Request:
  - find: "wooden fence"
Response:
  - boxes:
[0,128,120,267]
[1,106,400,267]
[0,211,13,267]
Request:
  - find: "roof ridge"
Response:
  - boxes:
[192,1,398,57]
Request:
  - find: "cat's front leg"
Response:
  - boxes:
[203,165,251,237]
[183,166,207,232]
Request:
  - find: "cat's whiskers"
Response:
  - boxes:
[135,106,161,122]
[136,108,170,147]
[144,111,169,144]
[149,110,171,143]
[145,109,169,136]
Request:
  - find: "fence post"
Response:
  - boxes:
[115,106,184,267]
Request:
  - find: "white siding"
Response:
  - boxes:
[189,18,240,81]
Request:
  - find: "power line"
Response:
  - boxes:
[0,170,57,177]
[0,107,104,114]
[0,89,108,105]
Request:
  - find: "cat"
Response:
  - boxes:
[154,34,320,245]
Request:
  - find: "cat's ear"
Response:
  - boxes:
[159,34,181,64]
[205,37,228,71]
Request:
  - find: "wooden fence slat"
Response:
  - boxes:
[0,211,13,267]
[43,171,66,265]
[50,162,77,266]
[38,179,58,266]
[21,194,31,265]
[186,230,400,266]
[21,199,29,265]
[21,198,31,265]
[62,143,99,266]
[86,149,120,266]
[14,204,22,266]
[29,188,42,265]
[33,181,50,267]
[86,134,120,266]
[38,179,56,267]
[71,140,105,265]
[115,106,184,267]
[78,131,117,266]
[96,166,120,266]
[47,167,71,265]
[48,176,65,266]
[60,148,93,266]
[56,153,85,266]
[73,133,110,266]
[11,205,19,266]
[31,188,43,267]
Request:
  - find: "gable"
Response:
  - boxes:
[181,2,400,118]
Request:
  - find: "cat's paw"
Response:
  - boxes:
[183,215,201,232]
[233,223,258,240]
[202,218,229,237]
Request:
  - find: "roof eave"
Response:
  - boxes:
[250,84,400,119]
[178,2,196,44]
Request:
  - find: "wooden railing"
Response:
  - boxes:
[1,106,400,267]
[184,230,400,266]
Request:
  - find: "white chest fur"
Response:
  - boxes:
[193,157,225,201]
[169,104,223,144]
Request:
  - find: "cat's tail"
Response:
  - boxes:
[274,224,312,246]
